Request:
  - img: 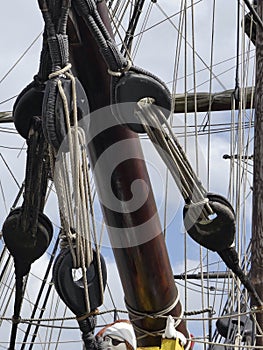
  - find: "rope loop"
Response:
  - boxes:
[76,309,99,322]
[125,294,180,320]
[108,59,132,77]
[48,63,72,79]
[184,197,209,209]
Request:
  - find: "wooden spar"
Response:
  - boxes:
[251,0,263,346]
[68,2,189,348]
[0,86,255,125]
[173,86,254,113]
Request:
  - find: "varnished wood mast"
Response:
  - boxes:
[68,1,189,348]
[0,87,255,123]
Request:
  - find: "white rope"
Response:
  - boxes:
[48,66,105,313]
[135,102,213,221]
[107,59,132,76]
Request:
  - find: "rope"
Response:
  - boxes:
[107,59,132,76]
[48,63,72,79]
[1,306,261,324]
[126,294,181,320]
[135,101,214,221]
[48,63,105,313]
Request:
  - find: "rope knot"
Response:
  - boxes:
[12,315,21,325]
[108,59,132,77]
[48,63,72,79]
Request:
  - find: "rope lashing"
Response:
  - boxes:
[125,296,192,350]
[38,0,89,150]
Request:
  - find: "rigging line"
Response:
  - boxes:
[0,95,18,106]
[1,340,83,345]
[189,0,201,215]
[120,0,146,56]
[186,63,240,93]
[168,49,255,85]
[205,0,216,185]
[132,0,203,40]
[244,0,263,31]
[0,308,129,323]
[47,306,69,350]
[131,1,153,60]
[183,0,188,323]
[0,129,18,135]
[0,179,8,214]
[8,274,29,349]
[22,321,79,330]
[190,339,263,349]
[0,153,21,188]
[111,0,131,32]
[21,236,60,349]
[175,279,231,294]
[235,0,241,97]
[155,1,227,91]
[163,0,186,239]
[105,283,119,317]
[0,32,43,85]
[0,256,14,322]
[43,293,64,349]
[107,9,134,64]
[0,145,26,150]
[170,0,185,99]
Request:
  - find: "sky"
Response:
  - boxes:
[0,1,255,349]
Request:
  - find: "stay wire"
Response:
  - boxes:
[120,0,146,56]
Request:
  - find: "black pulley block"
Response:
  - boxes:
[114,71,171,133]
[2,207,53,272]
[13,81,45,139]
[42,76,90,150]
[53,248,107,317]
[216,312,253,340]
[183,193,236,252]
